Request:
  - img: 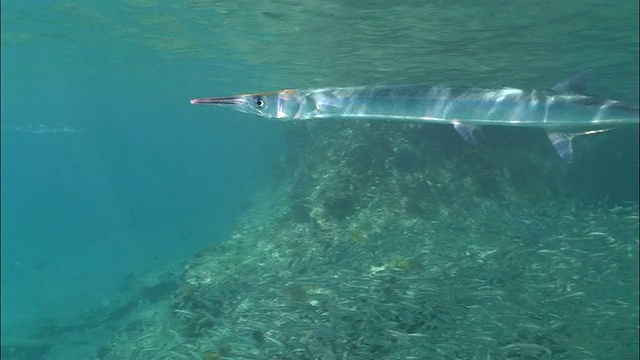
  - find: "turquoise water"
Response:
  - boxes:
[1,0,286,330]
[1,1,638,359]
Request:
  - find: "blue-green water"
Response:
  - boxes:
[1,1,638,359]
[1,0,287,329]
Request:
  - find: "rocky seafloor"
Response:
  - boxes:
[5,121,638,360]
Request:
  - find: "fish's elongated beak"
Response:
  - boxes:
[190,96,245,105]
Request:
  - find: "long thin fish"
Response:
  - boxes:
[191,71,639,162]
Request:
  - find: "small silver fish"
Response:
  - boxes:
[191,71,639,162]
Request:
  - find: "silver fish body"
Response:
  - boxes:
[191,72,638,162]
[264,85,637,129]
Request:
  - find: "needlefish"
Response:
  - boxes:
[190,71,639,162]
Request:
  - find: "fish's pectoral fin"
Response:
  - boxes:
[551,70,593,94]
[452,121,478,145]
[547,129,610,163]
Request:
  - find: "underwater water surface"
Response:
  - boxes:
[1,0,638,359]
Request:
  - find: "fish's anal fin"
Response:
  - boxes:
[547,132,574,163]
[551,70,593,94]
[452,121,478,145]
[547,129,610,163]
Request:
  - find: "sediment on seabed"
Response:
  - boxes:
[8,122,639,360]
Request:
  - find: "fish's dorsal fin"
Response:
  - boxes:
[551,70,593,93]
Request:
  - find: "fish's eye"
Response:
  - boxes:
[254,96,266,108]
